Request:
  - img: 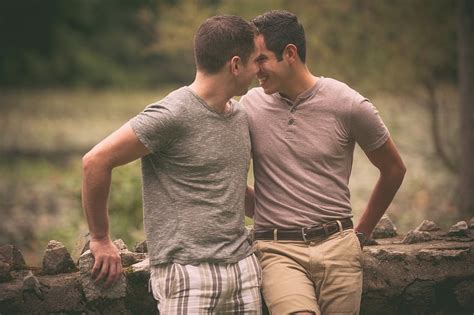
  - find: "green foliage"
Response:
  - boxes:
[0,0,458,91]
[109,161,144,246]
[0,0,158,87]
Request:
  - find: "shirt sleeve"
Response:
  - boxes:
[129,102,178,154]
[350,96,390,152]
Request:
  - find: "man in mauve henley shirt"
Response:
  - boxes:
[242,10,406,315]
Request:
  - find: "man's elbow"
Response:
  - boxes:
[82,149,111,175]
[391,160,406,184]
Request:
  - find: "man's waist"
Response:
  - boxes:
[252,218,353,242]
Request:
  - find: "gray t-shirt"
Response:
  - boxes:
[130,86,252,265]
[240,77,389,229]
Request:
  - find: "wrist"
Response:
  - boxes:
[90,234,110,242]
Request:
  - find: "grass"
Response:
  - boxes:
[0,87,460,266]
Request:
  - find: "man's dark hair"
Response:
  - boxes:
[251,10,306,63]
[194,15,256,74]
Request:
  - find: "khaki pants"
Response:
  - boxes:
[255,229,362,315]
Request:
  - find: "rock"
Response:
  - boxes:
[23,270,43,300]
[448,221,469,236]
[1,237,473,314]
[469,218,474,229]
[130,258,150,274]
[113,239,128,251]
[417,248,469,261]
[42,240,77,275]
[364,238,379,246]
[415,220,440,232]
[78,250,126,301]
[371,248,407,262]
[454,280,474,309]
[371,215,398,239]
[120,250,139,267]
[133,240,147,253]
[0,245,26,270]
[403,279,437,306]
[402,230,433,244]
[0,261,12,282]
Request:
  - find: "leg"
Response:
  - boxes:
[256,241,320,315]
[150,256,262,315]
[313,230,363,315]
[220,254,262,314]
[150,262,219,314]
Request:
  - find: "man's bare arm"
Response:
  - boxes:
[355,137,406,236]
[82,122,150,288]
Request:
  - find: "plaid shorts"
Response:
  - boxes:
[150,254,262,314]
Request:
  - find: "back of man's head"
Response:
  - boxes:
[194,15,256,74]
[252,10,306,63]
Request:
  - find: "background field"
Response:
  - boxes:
[0,86,458,265]
[0,0,466,265]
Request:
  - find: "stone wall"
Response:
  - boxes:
[1,218,473,314]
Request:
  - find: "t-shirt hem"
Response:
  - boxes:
[362,131,390,152]
[148,248,255,266]
[129,118,157,154]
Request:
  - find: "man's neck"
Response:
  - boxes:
[189,72,233,114]
[280,65,318,102]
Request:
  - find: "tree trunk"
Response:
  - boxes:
[458,0,474,218]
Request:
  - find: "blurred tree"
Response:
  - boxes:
[140,0,217,84]
[457,0,474,217]
[0,0,459,92]
[0,0,159,87]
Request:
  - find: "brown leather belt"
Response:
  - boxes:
[253,218,353,242]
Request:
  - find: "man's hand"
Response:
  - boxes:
[89,237,122,288]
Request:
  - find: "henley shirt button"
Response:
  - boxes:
[290,108,296,113]
[288,118,295,125]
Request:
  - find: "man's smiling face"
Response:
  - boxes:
[255,35,290,95]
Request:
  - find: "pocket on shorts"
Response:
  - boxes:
[149,266,162,302]
[251,254,263,287]
[348,231,363,262]
[151,263,178,300]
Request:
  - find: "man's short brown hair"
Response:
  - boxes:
[252,10,306,63]
[194,15,256,74]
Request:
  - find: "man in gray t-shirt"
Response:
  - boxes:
[241,11,406,315]
[82,15,262,313]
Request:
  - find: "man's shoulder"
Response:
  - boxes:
[159,86,191,106]
[143,86,192,114]
[320,77,366,105]
[241,87,270,103]
[240,87,273,111]
[321,77,356,95]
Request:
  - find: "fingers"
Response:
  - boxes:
[95,259,110,284]
[89,239,123,287]
[91,256,103,280]
[104,260,122,288]
[92,255,123,288]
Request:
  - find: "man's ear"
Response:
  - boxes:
[230,56,241,75]
[283,44,298,64]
